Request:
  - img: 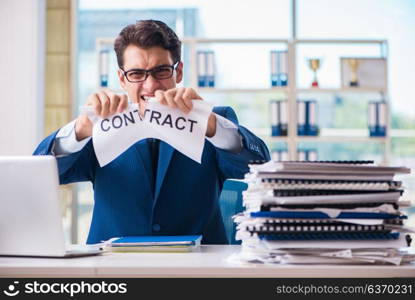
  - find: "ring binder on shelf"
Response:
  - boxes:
[270,50,288,87]
[99,49,109,87]
[271,149,289,161]
[197,50,215,87]
[308,100,319,136]
[206,51,215,87]
[197,51,207,87]
[297,100,306,136]
[270,100,288,136]
[297,100,319,136]
[368,100,387,137]
[297,149,318,161]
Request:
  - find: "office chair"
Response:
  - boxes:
[219,179,248,245]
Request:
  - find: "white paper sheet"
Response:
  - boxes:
[81,101,213,167]
[232,247,409,265]
[268,204,399,218]
[258,236,410,249]
[242,191,401,205]
[249,161,411,174]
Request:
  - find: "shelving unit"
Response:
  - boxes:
[96,37,390,164]
[196,87,288,93]
[296,88,387,93]
[182,38,390,163]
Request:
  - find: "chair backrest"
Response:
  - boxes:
[218,179,248,244]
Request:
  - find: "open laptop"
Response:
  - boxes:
[0,156,102,257]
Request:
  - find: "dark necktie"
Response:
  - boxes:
[149,138,160,188]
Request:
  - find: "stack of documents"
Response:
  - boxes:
[103,235,202,253]
[232,160,415,265]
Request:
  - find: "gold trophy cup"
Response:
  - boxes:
[307,58,321,88]
[347,58,359,87]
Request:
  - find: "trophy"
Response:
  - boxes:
[347,58,359,87]
[307,58,321,88]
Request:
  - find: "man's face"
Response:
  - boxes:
[117,45,183,105]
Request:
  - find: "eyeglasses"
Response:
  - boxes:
[121,61,179,83]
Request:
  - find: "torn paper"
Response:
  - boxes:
[81,101,213,167]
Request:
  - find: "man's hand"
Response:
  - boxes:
[154,87,216,137]
[75,89,128,141]
[206,113,217,138]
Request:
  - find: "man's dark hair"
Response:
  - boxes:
[114,19,181,68]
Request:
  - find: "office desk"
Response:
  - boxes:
[1,245,414,278]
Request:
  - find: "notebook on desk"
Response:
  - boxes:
[0,156,102,258]
[103,235,202,252]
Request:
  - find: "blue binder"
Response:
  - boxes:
[250,211,406,220]
[107,235,202,246]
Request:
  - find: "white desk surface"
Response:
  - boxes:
[1,245,414,278]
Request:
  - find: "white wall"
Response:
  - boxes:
[0,0,45,155]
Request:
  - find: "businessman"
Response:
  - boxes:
[34,20,270,244]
